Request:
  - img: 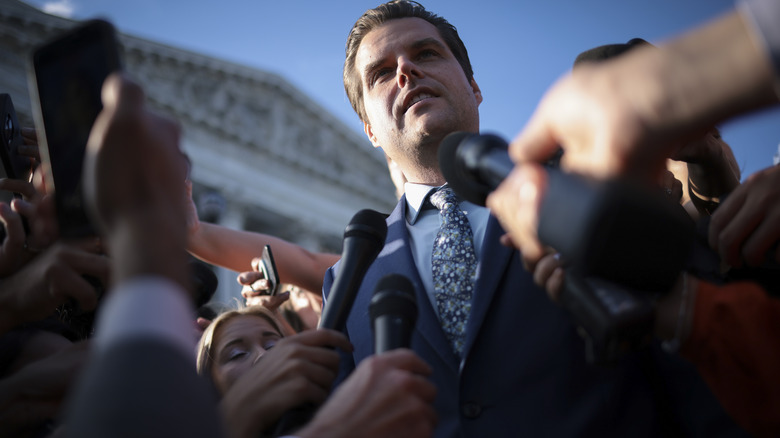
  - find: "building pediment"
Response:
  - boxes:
[1,0,396,248]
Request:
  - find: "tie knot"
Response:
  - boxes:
[429,186,459,211]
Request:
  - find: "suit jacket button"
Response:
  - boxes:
[461,402,482,419]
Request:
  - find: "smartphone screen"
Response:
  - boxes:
[28,19,122,238]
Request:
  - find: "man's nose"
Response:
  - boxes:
[396,56,422,88]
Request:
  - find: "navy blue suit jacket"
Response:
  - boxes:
[324,197,745,438]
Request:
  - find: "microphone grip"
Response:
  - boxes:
[319,254,362,331]
[479,148,514,188]
[370,274,417,354]
[373,314,414,354]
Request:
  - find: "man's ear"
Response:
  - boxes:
[364,122,381,148]
[471,78,483,106]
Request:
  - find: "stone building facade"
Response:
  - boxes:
[0,0,397,303]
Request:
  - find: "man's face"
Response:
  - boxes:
[356,17,482,183]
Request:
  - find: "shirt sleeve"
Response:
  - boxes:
[93,276,197,362]
[681,280,780,437]
[739,0,780,78]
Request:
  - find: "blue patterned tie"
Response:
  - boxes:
[430,186,477,357]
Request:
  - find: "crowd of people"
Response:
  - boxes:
[0,0,778,437]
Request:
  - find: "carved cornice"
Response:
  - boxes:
[121,37,390,204]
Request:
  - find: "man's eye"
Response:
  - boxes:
[372,69,391,85]
[417,49,438,59]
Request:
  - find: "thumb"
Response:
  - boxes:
[509,110,560,165]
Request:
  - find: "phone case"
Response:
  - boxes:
[27,19,122,238]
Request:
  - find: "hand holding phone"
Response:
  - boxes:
[28,19,122,238]
[259,244,280,296]
[0,94,34,184]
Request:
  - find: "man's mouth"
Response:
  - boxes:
[404,92,435,112]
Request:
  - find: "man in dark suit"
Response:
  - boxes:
[325,2,748,437]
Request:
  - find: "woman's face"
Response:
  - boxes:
[211,314,283,393]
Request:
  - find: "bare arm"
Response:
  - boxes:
[188,221,339,294]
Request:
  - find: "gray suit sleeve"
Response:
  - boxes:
[63,277,224,437]
[63,337,224,438]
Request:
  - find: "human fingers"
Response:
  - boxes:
[508,96,563,165]
[240,282,270,299]
[196,317,212,330]
[19,195,57,247]
[740,212,780,266]
[253,342,342,398]
[532,253,564,300]
[709,183,749,266]
[46,265,100,313]
[486,163,547,263]
[658,169,682,202]
[60,245,111,287]
[0,178,36,200]
[247,291,289,311]
[63,236,104,255]
[498,233,518,249]
[86,73,186,229]
[0,202,26,252]
[299,351,436,438]
[373,348,433,378]
[250,256,263,272]
[237,270,266,287]
[509,72,621,177]
[100,72,145,114]
[546,267,565,301]
[281,328,353,353]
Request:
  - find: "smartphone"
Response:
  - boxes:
[259,244,280,296]
[0,94,34,183]
[28,19,122,238]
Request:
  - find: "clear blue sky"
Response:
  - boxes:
[26,0,780,179]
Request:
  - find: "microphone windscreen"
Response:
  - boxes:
[369,274,417,320]
[344,209,387,245]
[438,131,494,206]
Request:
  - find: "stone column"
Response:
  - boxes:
[208,199,246,308]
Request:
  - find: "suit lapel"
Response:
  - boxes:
[380,197,460,372]
[461,215,515,360]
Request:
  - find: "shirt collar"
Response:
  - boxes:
[404,182,445,225]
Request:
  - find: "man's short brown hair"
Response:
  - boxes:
[343,1,474,123]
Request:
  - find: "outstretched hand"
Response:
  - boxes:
[219,329,352,437]
[709,165,780,267]
[82,73,189,289]
[299,349,437,438]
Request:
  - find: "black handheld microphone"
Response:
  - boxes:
[319,209,388,331]
[370,274,417,354]
[438,131,512,207]
[438,131,695,293]
[438,131,695,364]
[271,209,387,436]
